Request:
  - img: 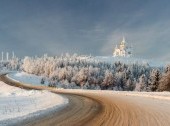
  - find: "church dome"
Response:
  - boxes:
[113,37,132,57]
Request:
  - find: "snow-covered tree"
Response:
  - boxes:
[148,69,160,91]
[125,78,134,91]
[102,70,115,89]
[135,74,147,91]
[19,53,166,91]
[158,71,170,91]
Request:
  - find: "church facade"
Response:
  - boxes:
[113,37,132,57]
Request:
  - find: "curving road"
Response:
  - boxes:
[1,74,170,126]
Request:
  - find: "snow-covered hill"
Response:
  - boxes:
[87,56,169,67]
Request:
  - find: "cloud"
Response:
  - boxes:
[102,20,170,61]
[0,0,170,61]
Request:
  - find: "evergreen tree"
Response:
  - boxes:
[135,74,147,91]
[102,70,115,89]
[148,69,160,91]
[158,71,170,91]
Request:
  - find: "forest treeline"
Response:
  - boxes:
[2,54,170,91]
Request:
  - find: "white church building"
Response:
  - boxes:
[113,37,132,57]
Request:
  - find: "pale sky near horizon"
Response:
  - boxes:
[0,0,170,61]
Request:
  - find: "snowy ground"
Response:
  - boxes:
[8,72,48,86]
[0,81,68,126]
[93,56,169,67]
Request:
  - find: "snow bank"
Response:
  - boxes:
[0,81,68,125]
[56,89,170,101]
[8,72,48,86]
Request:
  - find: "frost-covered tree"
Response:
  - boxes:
[20,53,166,91]
[148,69,160,91]
[73,68,88,87]
[102,70,115,89]
[9,58,20,70]
[135,74,147,91]
[125,78,134,91]
[158,71,170,91]
[22,57,32,73]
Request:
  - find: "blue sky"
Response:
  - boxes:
[0,0,170,61]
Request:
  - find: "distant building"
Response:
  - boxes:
[113,37,132,57]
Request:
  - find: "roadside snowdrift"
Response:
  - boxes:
[0,81,68,125]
